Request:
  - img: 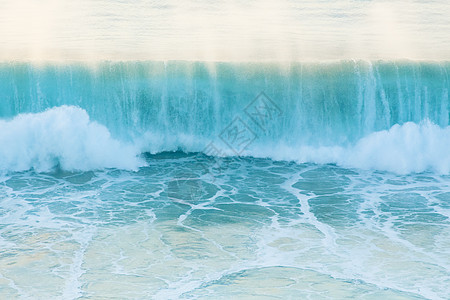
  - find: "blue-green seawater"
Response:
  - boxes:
[0,61,449,299]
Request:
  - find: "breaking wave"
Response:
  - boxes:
[0,60,448,173]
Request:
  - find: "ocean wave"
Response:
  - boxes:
[0,106,449,174]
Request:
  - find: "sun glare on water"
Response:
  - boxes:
[0,0,449,61]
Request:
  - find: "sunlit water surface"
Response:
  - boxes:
[0,0,449,60]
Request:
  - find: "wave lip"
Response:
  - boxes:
[0,106,144,172]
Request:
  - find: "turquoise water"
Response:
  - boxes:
[1,157,449,299]
[0,61,449,299]
[1,61,449,141]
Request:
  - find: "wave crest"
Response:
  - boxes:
[1,107,449,174]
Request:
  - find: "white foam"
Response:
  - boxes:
[0,106,144,172]
[343,121,450,174]
[250,120,450,174]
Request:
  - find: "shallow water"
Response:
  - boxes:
[1,154,449,299]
